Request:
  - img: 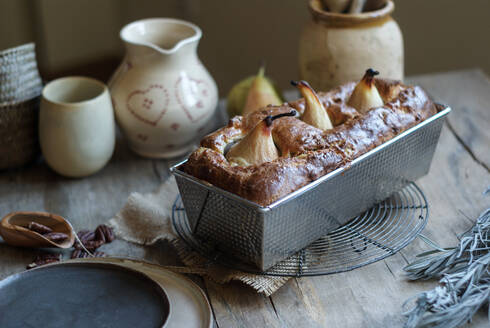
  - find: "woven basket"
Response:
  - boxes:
[0,43,43,169]
[0,43,43,104]
[0,97,41,170]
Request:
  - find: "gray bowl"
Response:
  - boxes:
[0,262,170,328]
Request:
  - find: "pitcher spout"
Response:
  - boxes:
[120,18,202,63]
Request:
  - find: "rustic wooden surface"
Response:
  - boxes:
[0,69,489,327]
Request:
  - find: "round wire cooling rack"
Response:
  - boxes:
[172,182,428,277]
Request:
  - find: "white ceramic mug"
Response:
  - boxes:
[39,77,115,177]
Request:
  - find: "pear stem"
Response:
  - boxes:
[257,61,266,78]
[264,110,297,127]
[365,68,379,77]
[290,80,314,90]
[363,68,379,86]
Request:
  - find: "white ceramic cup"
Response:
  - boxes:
[39,76,115,177]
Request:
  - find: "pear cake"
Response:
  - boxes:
[183,69,438,206]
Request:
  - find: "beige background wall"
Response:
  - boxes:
[1,0,489,95]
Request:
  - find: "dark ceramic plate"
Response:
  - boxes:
[0,262,170,328]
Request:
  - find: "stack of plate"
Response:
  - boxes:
[0,258,213,328]
[0,43,43,170]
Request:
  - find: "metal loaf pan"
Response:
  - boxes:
[171,104,451,271]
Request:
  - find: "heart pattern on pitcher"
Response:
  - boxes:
[126,84,169,126]
[174,75,212,123]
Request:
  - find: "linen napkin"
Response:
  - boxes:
[108,177,290,296]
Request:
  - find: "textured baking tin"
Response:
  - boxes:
[171,104,451,271]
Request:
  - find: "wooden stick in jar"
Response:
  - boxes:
[322,0,352,13]
[349,0,366,13]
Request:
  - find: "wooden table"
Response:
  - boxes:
[1,69,489,327]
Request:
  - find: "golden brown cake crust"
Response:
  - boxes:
[182,78,438,206]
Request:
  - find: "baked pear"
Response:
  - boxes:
[347,68,384,113]
[226,111,296,166]
[292,80,333,131]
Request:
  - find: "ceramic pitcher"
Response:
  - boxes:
[110,18,218,158]
[299,0,403,91]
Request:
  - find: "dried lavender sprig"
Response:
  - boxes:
[404,209,490,280]
[403,252,490,328]
[402,208,490,328]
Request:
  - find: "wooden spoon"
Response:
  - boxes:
[0,211,75,248]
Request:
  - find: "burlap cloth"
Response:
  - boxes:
[108,177,290,296]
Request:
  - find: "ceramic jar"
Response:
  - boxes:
[109,18,218,158]
[39,77,115,177]
[299,0,403,91]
